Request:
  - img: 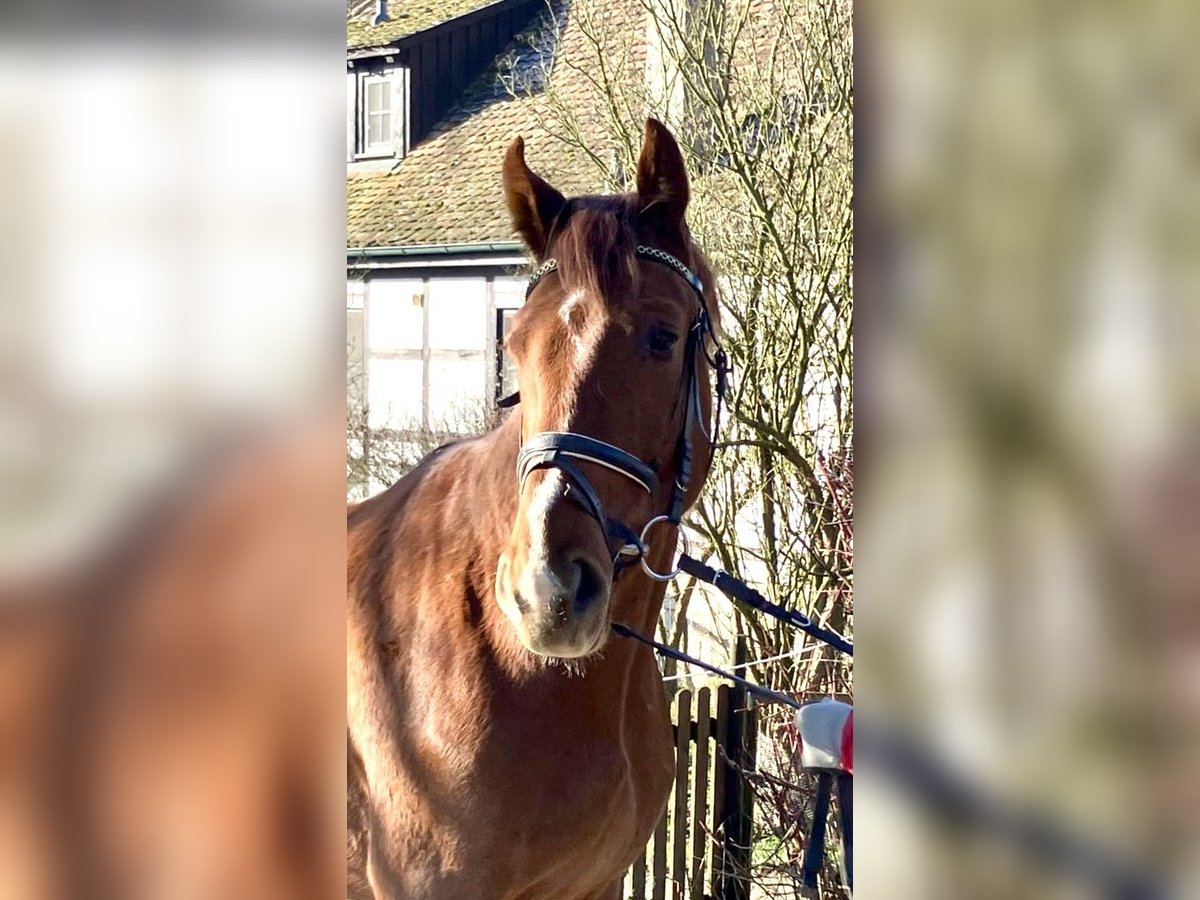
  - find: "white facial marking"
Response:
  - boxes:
[559,290,584,327]
[517,469,567,603]
[558,290,604,368]
[506,288,608,634]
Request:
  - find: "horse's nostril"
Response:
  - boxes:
[570,558,607,615]
[512,590,531,614]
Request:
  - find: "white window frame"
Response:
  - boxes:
[353,67,409,161]
[493,278,526,404]
[359,72,394,158]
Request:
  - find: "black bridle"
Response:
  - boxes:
[499,244,728,578]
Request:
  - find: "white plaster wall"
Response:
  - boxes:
[357,275,499,431]
[364,278,424,430]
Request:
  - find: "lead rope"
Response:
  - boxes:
[610,622,805,709]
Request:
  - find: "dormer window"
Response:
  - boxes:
[351,66,409,160]
[362,75,393,153]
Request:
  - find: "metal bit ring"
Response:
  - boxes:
[638,515,690,582]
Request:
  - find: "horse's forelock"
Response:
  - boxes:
[549,196,641,303]
[542,193,721,331]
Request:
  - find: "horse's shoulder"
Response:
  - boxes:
[347,439,483,602]
[348,442,464,529]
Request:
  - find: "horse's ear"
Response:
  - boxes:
[635,118,689,231]
[503,137,566,260]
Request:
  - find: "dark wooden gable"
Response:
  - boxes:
[349,0,544,152]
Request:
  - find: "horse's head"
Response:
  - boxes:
[494,119,722,659]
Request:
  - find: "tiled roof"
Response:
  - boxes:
[348,0,647,249]
[346,99,594,248]
[347,0,507,50]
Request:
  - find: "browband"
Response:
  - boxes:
[498,245,709,411]
[524,245,704,300]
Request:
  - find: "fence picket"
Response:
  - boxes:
[711,684,730,898]
[690,687,711,895]
[630,846,647,900]
[729,692,755,900]
[651,805,668,900]
[626,682,755,900]
[672,691,692,899]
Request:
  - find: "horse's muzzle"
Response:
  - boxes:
[497,552,611,658]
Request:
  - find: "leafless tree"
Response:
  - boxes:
[347,363,498,498]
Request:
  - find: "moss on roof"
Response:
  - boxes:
[347,0,509,49]
[347,0,647,248]
[347,99,596,248]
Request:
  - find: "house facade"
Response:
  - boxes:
[348,0,651,502]
[347,1,562,471]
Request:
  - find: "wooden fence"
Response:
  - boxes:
[623,684,758,900]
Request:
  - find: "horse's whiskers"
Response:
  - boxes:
[539,652,599,677]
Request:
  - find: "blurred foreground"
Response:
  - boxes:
[0,424,346,898]
[0,3,347,895]
[859,0,1199,897]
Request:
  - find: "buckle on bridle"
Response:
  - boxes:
[615,540,646,562]
[607,519,648,568]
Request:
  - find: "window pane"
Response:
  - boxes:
[367,358,424,430]
[367,279,424,351]
[367,111,390,148]
[428,358,486,424]
[366,79,390,113]
[493,276,527,309]
[493,280,525,400]
[498,309,520,397]
[427,279,486,350]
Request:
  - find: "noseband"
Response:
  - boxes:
[500,245,728,579]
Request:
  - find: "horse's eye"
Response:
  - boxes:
[646,326,679,357]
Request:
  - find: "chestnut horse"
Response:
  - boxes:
[347,119,721,899]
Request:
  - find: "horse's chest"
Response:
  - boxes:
[474,710,674,882]
[367,648,676,894]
